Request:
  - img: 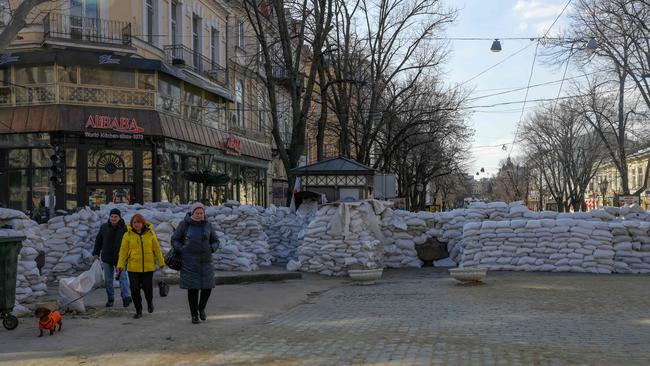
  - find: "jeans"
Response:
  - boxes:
[128,271,154,314]
[101,261,130,302]
[188,289,212,317]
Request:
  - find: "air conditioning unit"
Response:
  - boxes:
[172,58,185,67]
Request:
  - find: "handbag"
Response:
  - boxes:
[158,281,170,297]
[164,246,182,271]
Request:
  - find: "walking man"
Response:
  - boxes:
[93,208,132,307]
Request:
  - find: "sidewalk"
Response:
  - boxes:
[0,272,344,366]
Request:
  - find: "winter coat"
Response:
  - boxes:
[117,222,165,273]
[172,213,219,289]
[93,219,127,266]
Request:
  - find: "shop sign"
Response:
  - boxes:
[84,114,144,140]
[225,136,242,156]
[0,53,19,65]
[99,55,121,65]
[618,195,640,207]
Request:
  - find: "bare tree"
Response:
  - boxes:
[242,0,335,203]
[491,157,532,204]
[348,0,456,167]
[554,0,650,197]
[0,0,55,51]
[521,100,607,211]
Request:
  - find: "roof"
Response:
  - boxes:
[289,156,375,175]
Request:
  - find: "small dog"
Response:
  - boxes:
[35,307,63,337]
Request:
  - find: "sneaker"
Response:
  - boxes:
[133,312,142,319]
[191,315,200,324]
[123,297,132,308]
[106,301,114,308]
[199,310,206,321]
[147,303,154,313]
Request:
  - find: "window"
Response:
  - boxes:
[171,0,179,44]
[257,92,265,132]
[237,21,245,49]
[158,73,181,114]
[0,0,9,27]
[15,66,54,84]
[146,0,155,44]
[192,14,201,70]
[183,84,203,122]
[236,80,244,127]
[211,27,220,66]
[137,70,155,90]
[57,65,78,84]
[80,67,135,88]
[204,93,225,130]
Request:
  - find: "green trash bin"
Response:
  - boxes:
[0,236,25,330]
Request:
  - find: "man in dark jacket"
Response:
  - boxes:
[93,208,132,307]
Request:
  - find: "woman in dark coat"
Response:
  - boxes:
[172,202,219,324]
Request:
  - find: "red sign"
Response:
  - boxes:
[85,115,144,134]
[225,136,242,156]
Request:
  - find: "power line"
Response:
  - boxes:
[508,0,573,159]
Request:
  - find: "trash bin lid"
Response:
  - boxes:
[0,236,26,243]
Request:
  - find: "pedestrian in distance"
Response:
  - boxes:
[172,202,219,324]
[93,208,132,308]
[117,213,165,319]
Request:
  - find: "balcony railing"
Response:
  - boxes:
[44,12,132,47]
[0,84,57,106]
[164,45,227,86]
[0,83,154,109]
[59,83,154,108]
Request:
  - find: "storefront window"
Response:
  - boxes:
[87,150,134,183]
[143,170,153,203]
[143,151,153,169]
[8,170,28,211]
[15,65,54,84]
[80,67,135,88]
[58,65,78,84]
[8,149,29,168]
[32,148,52,167]
[31,168,49,213]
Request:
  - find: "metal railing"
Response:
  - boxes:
[59,83,155,109]
[0,83,153,109]
[44,12,132,47]
[164,45,227,86]
[0,84,57,106]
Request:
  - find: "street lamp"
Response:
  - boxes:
[490,39,502,52]
[199,151,213,173]
[599,178,609,207]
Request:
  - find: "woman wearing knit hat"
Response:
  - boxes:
[172,202,220,323]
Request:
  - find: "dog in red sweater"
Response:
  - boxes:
[35,307,63,337]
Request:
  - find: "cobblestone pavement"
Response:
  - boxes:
[204,269,650,366]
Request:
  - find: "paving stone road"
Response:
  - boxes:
[206,269,650,366]
[2,269,649,366]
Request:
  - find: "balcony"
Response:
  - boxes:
[43,12,132,48]
[0,83,154,109]
[164,45,227,87]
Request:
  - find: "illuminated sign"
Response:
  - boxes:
[225,136,242,156]
[85,115,144,134]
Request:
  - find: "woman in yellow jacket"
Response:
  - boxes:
[117,214,165,319]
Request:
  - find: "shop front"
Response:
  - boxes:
[0,104,271,218]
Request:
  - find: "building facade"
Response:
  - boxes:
[0,0,274,217]
[585,148,650,209]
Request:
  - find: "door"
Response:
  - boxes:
[88,185,133,209]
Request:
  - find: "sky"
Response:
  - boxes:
[443,0,573,179]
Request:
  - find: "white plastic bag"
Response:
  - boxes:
[58,260,104,312]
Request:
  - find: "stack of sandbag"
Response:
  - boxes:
[460,219,616,273]
[40,208,101,282]
[293,201,385,276]
[0,208,47,306]
[207,202,271,271]
[380,208,431,268]
[265,201,318,263]
[610,221,650,274]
